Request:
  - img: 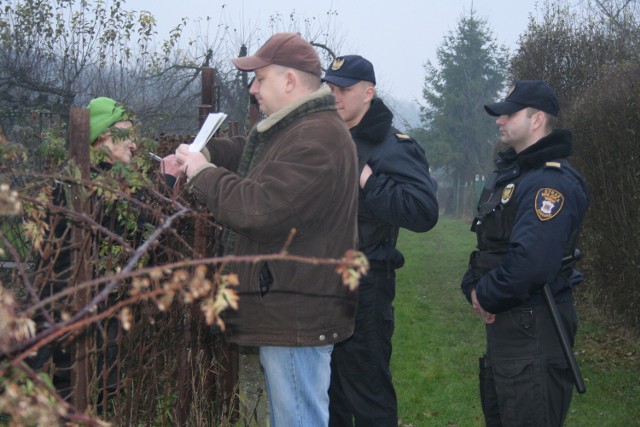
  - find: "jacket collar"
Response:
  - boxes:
[497,128,573,171]
[351,97,393,143]
[256,85,334,133]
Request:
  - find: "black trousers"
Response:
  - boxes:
[26,298,119,404]
[480,302,577,427]
[26,338,72,399]
[329,267,397,427]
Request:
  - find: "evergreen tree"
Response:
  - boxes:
[419,8,509,185]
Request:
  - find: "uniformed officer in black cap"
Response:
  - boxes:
[461,80,590,426]
[323,55,439,427]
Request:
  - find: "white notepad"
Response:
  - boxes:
[188,112,228,153]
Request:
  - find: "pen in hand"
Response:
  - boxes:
[148,152,163,161]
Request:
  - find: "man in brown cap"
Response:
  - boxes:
[168,32,359,426]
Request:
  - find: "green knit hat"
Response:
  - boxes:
[87,97,133,143]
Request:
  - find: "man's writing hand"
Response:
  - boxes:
[161,154,182,177]
[175,144,209,179]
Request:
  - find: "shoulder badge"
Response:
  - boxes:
[501,183,515,204]
[331,57,345,71]
[395,133,411,140]
[545,161,562,168]
[535,187,564,221]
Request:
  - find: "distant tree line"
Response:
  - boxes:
[0,0,345,145]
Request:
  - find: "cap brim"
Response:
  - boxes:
[232,56,270,72]
[484,101,526,117]
[322,75,360,88]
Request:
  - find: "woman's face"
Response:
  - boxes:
[95,121,137,164]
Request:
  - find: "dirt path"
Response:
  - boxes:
[238,347,269,426]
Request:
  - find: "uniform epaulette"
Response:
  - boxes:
[395,133,412,140]
[545,161,562,169]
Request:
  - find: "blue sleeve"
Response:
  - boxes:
[475,168,588,313]
[361,139,439,232]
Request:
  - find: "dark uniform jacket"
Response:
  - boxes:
[353,98,438,268]
[461,129,589,314]
[190,86,359,347]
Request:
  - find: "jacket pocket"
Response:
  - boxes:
[492,359,544,426]
[259,262,273,297]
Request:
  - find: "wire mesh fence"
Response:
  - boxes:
[0,70,245,425]
[1,138,241,425]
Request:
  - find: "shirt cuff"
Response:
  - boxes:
[201,147,212,163]
[187,163,217,183]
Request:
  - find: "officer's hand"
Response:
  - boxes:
[360,163,373,189]
[471,289,495,324]
[175,144,209,179]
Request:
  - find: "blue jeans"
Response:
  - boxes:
[260,345,333,427]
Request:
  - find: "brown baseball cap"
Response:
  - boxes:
[232,32,321,77]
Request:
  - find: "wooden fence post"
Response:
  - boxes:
[68,107,91,412]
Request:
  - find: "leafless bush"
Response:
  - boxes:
[510,0,640,331]
[569,61,640,330]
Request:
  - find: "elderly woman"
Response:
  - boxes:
[88,96,138,165]
[28,97,148,406]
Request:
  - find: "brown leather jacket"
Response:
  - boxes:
[190,86,358,347]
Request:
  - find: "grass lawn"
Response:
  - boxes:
[392,216,640,427]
